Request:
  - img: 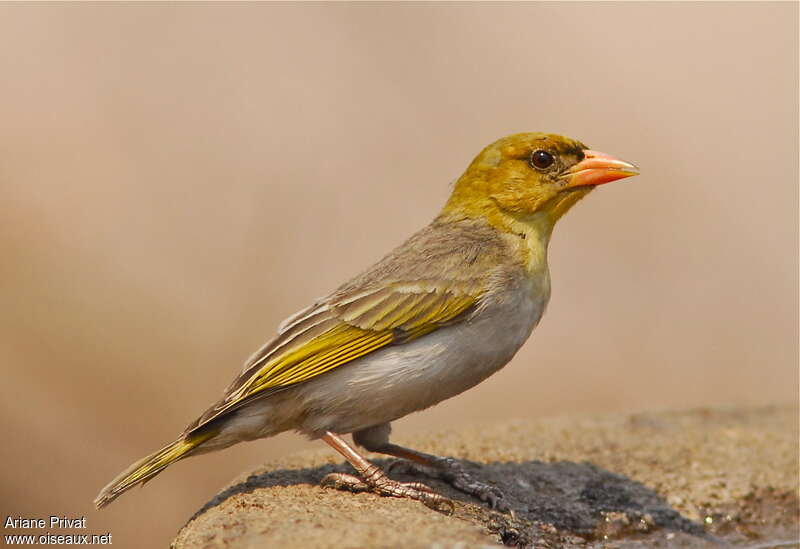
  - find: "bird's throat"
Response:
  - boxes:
[490,188,592,276]
[440,186,593,275]
[495,211,553,277]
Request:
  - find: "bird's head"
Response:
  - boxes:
[441,133,639,233]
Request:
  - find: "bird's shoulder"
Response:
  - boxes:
[252,216,525,370]
[331,215,522,297]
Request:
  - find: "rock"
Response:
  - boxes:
[172,407,798,549]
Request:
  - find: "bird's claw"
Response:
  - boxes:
[321,472,371,493]
[388,457,511,513]
[320,472,454,513]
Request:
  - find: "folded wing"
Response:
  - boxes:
[184,282,478,435]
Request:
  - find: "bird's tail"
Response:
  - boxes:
[94,428,217,509]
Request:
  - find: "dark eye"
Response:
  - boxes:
[530,149,555,170]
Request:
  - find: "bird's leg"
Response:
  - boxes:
[352,424,509,512]
[377,443,509,512]
[319,431,452,511]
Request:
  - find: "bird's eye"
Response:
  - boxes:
[529,150,555,170]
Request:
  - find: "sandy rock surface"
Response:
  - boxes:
[172,407,798,549]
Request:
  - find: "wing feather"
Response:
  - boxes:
[183,217,515,435]
[185,284,477,434]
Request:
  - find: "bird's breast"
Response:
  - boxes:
[288,271,549,435]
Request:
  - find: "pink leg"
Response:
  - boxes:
[374,443,509,512]
[320,432,452,510]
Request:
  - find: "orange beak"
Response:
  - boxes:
[561,150,639,188]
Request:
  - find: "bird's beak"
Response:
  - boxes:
[561,150,639,188]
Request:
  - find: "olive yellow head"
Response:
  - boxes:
[442,132,639,236]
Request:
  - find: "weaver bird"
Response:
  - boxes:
[95,133,638,511]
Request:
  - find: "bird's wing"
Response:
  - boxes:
[185,281,478,434]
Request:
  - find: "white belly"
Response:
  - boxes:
[281,277,549,436]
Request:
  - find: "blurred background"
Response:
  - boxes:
[1,3,796,548]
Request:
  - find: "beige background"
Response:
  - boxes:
[1,3,797,548]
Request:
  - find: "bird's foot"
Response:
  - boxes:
[321,470,454,513]
[388,457,510,513]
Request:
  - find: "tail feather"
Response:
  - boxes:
[94,429,217,509]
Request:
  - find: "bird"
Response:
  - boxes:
[94,132,639,511]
